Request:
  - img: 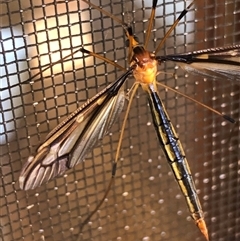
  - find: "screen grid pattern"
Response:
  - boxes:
[1,0,239,241]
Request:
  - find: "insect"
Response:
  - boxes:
[19,0,240,240]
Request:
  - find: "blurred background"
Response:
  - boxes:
[1,0,239,240]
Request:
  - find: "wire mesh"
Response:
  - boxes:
[1,0,239,241]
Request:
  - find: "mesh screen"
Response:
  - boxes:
[1,0,239,241]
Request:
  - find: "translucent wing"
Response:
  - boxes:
[19,69,132,190]
[158,45,240,81]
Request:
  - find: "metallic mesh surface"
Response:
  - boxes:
[1,0,239,241]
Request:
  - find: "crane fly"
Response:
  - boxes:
[19,0,240,240]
